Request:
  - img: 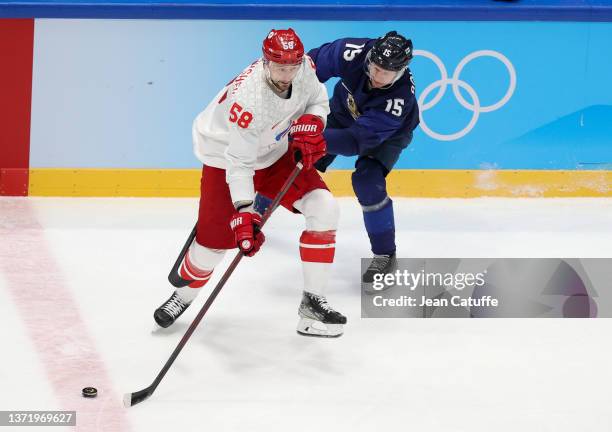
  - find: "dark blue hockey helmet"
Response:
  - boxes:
[368,31,413,71]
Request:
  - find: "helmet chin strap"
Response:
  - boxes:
[364,50,406,90]
[369,68,405,90]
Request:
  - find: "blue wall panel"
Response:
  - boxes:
[28,20,612,170]
[3,0,612,21]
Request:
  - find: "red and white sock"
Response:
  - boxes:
[176,251,213,302]
[180,250,213,288]
[299,230,336,296]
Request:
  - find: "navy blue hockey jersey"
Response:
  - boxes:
[308,37,419,157]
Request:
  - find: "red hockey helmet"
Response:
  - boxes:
[262,29,304,65]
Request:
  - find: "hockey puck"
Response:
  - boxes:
[82,387,98,398]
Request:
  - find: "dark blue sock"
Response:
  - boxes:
[351,158,396,256]
[363,198,396,255]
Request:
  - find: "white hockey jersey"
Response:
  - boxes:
[192,57,330,205]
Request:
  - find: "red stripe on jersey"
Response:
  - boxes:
[218,90,228,104]
[299,230,336,263]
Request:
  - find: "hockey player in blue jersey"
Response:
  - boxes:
[255,31,419,283]
[308,31,419,283]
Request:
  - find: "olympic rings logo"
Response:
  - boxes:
[414,49,517,141]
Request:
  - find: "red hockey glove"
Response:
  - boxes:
[230,211,265,257]
[289,114,326,170]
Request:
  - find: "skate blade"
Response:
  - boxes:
[151,320,174,332]
[297,318,343,338]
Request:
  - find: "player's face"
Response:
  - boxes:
[267,61,301,91]
[368,63,398,89]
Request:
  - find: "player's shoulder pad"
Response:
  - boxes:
[229,59,261,91]
[337,37,375,66]
[400,70,417,95]
[304,54,317,71]
[300,57,324,87]
[340,36,372,47]
[228,60,264,109]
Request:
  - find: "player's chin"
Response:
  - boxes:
[276,81,291,90]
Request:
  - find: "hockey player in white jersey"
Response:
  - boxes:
[154,29,347,337]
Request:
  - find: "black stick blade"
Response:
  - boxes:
[168,226,197,287]
[123,387,153,407]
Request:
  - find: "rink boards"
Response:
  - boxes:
[25,168,612,198]
[1,4,612,197]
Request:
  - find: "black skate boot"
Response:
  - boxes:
[362,252,397,285]
[154,292,191,328]
[297,291,347,338]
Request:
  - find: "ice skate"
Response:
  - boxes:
[362,252,397,285]
[297,291,347,338]
[154,292,192,328]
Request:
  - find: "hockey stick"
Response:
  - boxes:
[168,225,197,287]
[124,161,304,407]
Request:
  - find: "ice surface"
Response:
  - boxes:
[1,197,611,431]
